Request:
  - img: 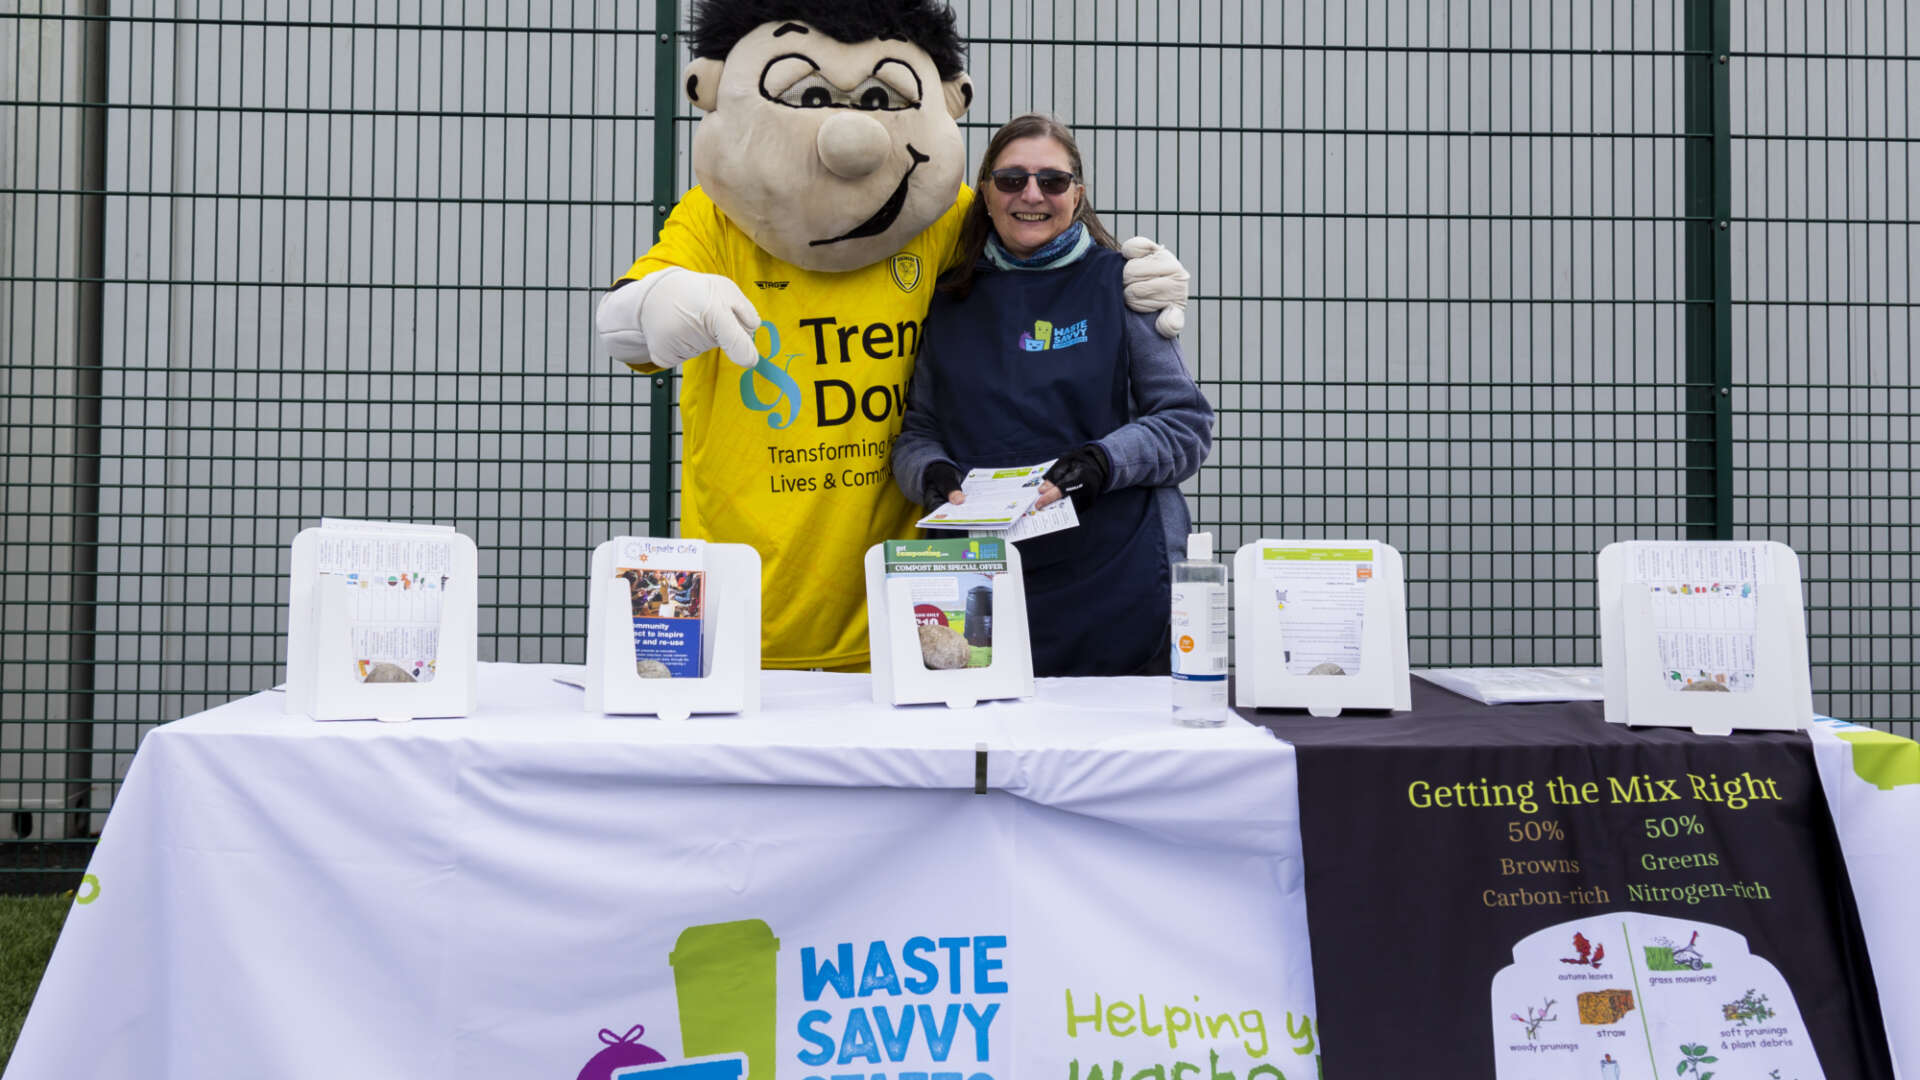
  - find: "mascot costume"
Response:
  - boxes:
[597,0,1189,669]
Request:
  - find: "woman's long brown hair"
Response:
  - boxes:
[939,113,1120,299]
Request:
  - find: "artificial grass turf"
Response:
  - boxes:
[0,893,71,1071]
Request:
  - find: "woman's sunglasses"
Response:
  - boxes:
[990,168,1078,195]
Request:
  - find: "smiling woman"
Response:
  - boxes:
[938,114,1119,297]
[890,116,1215,677]
[983,139,1079,257]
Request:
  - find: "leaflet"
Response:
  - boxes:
[1258,546,1373,676]
[883,536,1006,670]
[614,538,706,678]
[1627,542,1773,693]
[1413,666,1604,705]
[917,461,1054,530]
[1001,497,1079,542]
[312,526,453,684]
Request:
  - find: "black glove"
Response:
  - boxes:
[1043,444,1112,513]
[921,460,964,512]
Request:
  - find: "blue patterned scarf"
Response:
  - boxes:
[985,222,1092,271]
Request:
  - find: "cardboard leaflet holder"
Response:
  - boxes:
[1597,540,1813,735]
[286,520,478,722]
[865,538,1034,708]
[585,537,761,721]
[1233,539,1412,716]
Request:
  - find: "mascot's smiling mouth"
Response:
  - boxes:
[810,144,931,247]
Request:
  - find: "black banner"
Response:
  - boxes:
[1251,682,1894,1079]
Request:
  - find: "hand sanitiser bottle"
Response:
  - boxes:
[1171,532,1229,726]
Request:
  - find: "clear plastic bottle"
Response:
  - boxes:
[1170,532,1229,726]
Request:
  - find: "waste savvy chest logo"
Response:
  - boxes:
[1017,318,1089,352]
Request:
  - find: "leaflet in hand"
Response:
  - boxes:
[883,536,1005,670]
[615,538,707,678]
[1002,496,1078,542]
[917,461,1052,529]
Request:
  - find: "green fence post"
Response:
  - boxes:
[64,0,111,840]
[648,0,680,537]
[1684,0,1734,540]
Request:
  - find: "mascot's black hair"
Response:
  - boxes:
[690,0,967,82]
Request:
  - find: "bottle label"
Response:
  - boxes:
[1170,582,1227,678]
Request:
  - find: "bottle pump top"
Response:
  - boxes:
[1187,532,1213,561]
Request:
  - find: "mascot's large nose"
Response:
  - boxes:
[816,111,892,179]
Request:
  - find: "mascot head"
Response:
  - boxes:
[684,0,973,272]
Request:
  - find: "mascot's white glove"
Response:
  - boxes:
[595,266,762,370]
[1119,236,1190,338]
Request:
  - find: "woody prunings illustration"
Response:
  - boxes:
[1576,989,1636,1025]
[1508,998,1557,1041]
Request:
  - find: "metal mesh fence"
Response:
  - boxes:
[4,0,671,853]
[1728,2,1916,734]
[2,0,1914,877]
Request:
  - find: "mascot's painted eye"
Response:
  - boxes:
[868,59,924,109]
[762,57,922,112]
[845,73,916,112]
[774,73,837,108]
[852,79,914,110]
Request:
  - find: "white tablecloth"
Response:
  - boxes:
[14,666,1917,1079]
[1808,718,1920,1076]
[6,665,1320,1080]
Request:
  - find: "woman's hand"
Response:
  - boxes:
[922,461,966,511]
[1039,445,1112,512]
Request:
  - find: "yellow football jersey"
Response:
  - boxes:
[621,185,975,668]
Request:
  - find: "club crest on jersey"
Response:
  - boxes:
[889,253,922,293]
